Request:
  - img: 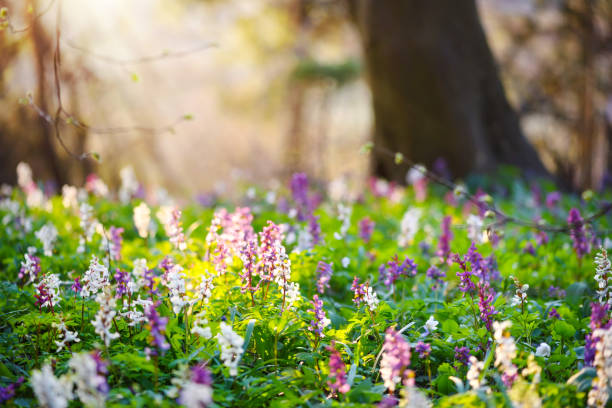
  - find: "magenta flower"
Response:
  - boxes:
[358,217,375,243]
[379,255,417,288]
[477,282,497,331]
[326,343,350,395]
[380,327,412,392]
[437,216,453,262]
[568,208,588,259]
[454,346,470,365]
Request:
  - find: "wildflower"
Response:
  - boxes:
[466,214,484,244]
[594,248,612,305]
[108,226,123,261]
[66,352,108,407]
[586,303,610,365]
[31,364,73,408]
[466,356,486,389]
[426,266,445,290]
[588,325,612,407]
[351,277,379,311]
[61,185,79,209]
[145,301,170,355]
[478,282,497,331]
[158,206,187,251]
[454,346,470,365]
[77,202,96,253]
[415,341,431,358]
[163,263,187,314]
[548,285,565,298]
[548,307,561,319]
[378,396,399,408]
[114,269,130,297]
[509,276,529,310]
[53,320,80,352]
[92,288,120,347]
[358,216,375,243]
[333,203,352,241]
[85,173,109,197]
[493,321,518,387]
[380,327,412,392]
[197,277,215,305]
[81,256,110,298]
[535,230,549,246]
[545,191,561,209]
[568,208,588,259]
[133,202,151,238]
[342,257,350,268]
[398,208,421,247]
[191,312,212,339]
[406,165,428,202]
[521,354,542,384]
[118,166,139,204]
[179,365,213,408]
[308,214,322,246]
[316,261,333,294]
[290,173,312,221]
[35,273,61,311]
[308,295,331,339]
[423,316,438,335]
[217,322,245,376]
[535,342,551,358]
[326,343,350,395]
[437,216,453,262]
[379,255,417,288]
[0,377,24,404]
[19,253,41,284]
[35,223,58,256]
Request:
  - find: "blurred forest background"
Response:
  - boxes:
[0,0,611,195]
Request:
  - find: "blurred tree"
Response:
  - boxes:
[347,0,548,182]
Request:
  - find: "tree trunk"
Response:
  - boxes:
[348,0,547,182]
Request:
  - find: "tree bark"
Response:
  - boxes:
[348,0,547,182]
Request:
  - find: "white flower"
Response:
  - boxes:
[119,166,139,204]
[535,342,551,358]
[180,381,213,408]
[336,204,352,239]
[164,264,187,314]
[157,206,187,251]
[191,312,212,339]
[31,364,73,408]
[36,273,62,309]
[341,257,350,268]
[493,321,518,383]
[398,208,421,247]
[216,322,244,376]
[364,285,379,312]
[91,289,120,347]
[61,185,79,209]
[16,162,33,190]
[466,356,486,389]
[405,164,426,185]
[133,202,151,238]
[423,316,438,334]
[284,282,301,310]
[35,223,58,256]
[53,321,80,352]
[594,248,612,304]
[81,256,109,298]
[466,214,484,244]
[67,353,107,408]
[20,253,39,284]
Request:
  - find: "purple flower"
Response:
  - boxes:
[437,216,453,262]
[308,214,322,246]
[145,301,170,355]
[568,208,588,259]
[71,277,82,294]
[191,365,213,385]
[546,192,561,209]
[308,295,329,339]
[535,230,549,246]
[548,286,566,298]
[531,183,542,207]
[109,226,124,261]
[257,221,283,282]
[380,327,413,391]
[548,307,561,319]
[358,217,375,243]
[415,341,431,358]
[114,268,130,297]
[378,396,399,408]
[585,303,610,365]
[523,242,535,255]
[426,266,445,290]
[379,255,417,288]
[326,342,350,394]
[351,276,366,306]
[454,346,470,365]
[19,254,40,282]
[316,261,333,294]
[90,351,109,393]
[0,377,24,403]
[290,173,310,221]
[477,282,497,331]
[143,268,158,296]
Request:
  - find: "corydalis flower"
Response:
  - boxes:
[568,208,588,259]
[290,173,313,221]
[217,322,244,376]
[478,282,497,331]
[415,341,431,358]
[35,273,61,312]
[81,256,109,298]
[466,214,484,244]
[426,266,445,291]
[588,325,612,408]
[437,216,453,262]
[180,365,213,408]
[379,255,417,288]
[351,277,379,311]
[35,223,58,256]
[316,261,333,294]
[118,166,139,204]
[467,356,486,389]
[77,202,96,253]
[133,202,151,238]
[586,303,611,366]
[145,301,170,355]
[53,320,80,352]
[0,377,24,404]
[31,364,72,408]
[454,346,470,365]
[66,352,109,407]
[594,248,612,305]
[493,321,518,387]
[358,216,375,243]
[158,206,187,251]
[326,343,350,395]
[92,288,120,347]
[380,327,412,392]
[509,276,529,310]
[108,226,123,261]
[308,294,331,339]
[19,253,40,284]
[398,208,421,247]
